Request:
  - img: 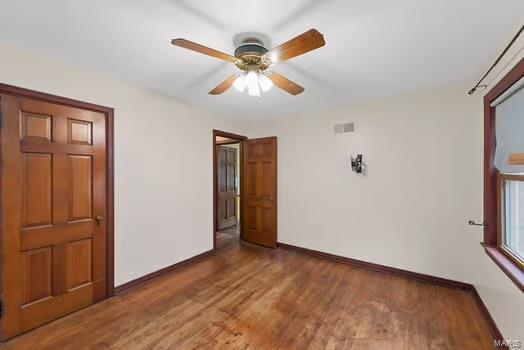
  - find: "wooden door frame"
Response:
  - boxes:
[0,83,115,298]
[213,129,246,250]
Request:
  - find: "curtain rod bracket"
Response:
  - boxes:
[468,85,488,95]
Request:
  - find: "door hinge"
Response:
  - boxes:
[0,299,3,318]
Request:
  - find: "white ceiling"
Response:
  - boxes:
[0,0,523,118]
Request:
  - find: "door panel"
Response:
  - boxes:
[242,137,277,248]
[66,239,93,290]
[68,155,93,220]
[1,94,108,340]
[21,153,53,227]
[246,162,257,195]
[20,247,53,305]
[217,145,238,230]
[21,112,52,142]
[68,119,92,145]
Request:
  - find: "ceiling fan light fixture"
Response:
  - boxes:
[233,74,246,92]
[258,73,273,92]
[172,29,325,96]
[246,70,260,97]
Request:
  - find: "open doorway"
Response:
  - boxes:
[213,130,278,250]
[213,130,246,250]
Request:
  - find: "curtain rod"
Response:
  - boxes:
[468,24,524,95]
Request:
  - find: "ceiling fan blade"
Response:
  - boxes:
[267,72,304,95]
[171,38,238,63]
[266,29,325,63]
[209,74,239,95]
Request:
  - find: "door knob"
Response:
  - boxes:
[95,216,104,226]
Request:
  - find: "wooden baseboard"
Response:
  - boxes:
[114,249,215,295]
[470,287,509,350]
[277,242,473,290]
[277,242,507,347]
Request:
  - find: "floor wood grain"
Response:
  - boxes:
[1,233,495,349]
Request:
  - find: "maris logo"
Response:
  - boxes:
[494,339,521,348]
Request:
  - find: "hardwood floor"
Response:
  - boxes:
[1,233,495,349]
[218,225,240,237]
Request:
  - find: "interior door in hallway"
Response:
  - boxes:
[0,94,108,340]
[242,137,277,248]
[217,145,238,230]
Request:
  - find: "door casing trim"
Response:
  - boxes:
[0,83,115,303]
[213,129,247,250]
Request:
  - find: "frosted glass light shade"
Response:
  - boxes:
[233,74,246,92]
[246,71,260,97]
[248,83,260,97]
[259,74,273,92]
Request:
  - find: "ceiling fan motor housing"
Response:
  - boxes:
[234,37,271,72]
[234,37,268,57]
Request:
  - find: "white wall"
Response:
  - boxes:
[245,85,523,342]
[0,44,247,286]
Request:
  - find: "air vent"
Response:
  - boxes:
[334,122,355,134]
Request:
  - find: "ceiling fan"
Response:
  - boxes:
[171,29,325,97]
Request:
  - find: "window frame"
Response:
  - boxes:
[497,173,524,270]
[483,57,524,292]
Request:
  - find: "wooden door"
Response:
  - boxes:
[242,137,277,247]
[217,145,238,230]
[0,94,108,340]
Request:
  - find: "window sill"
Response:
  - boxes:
[482,243,524,292]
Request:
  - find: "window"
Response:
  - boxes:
[484,57,524,291]
[498,174,524,269]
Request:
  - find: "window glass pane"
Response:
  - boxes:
[495,85,524,173]
[503,180,524,261]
